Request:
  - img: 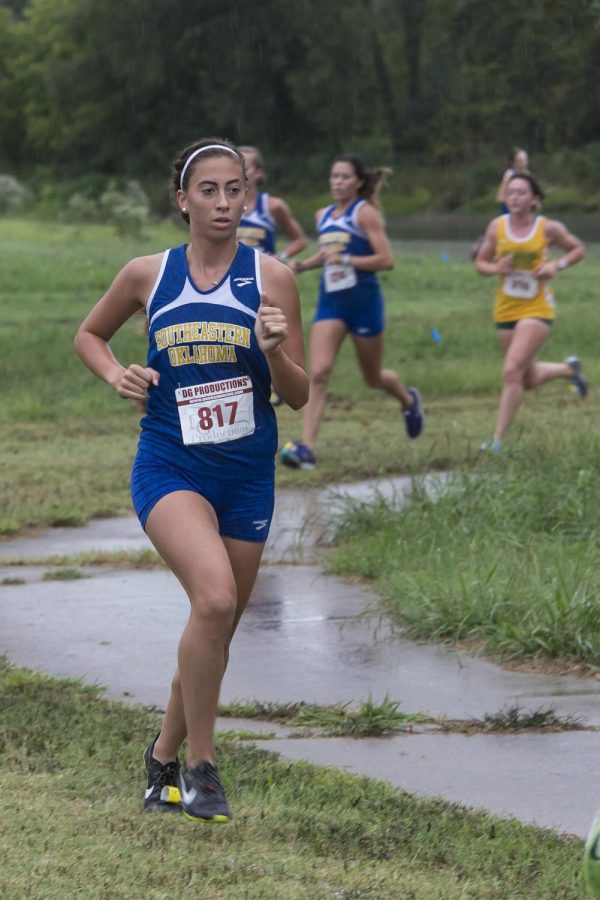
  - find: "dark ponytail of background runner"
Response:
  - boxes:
[333,153,392,208]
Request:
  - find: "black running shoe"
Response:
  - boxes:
[403,387,424,439]
[564,356,589,398]
[143,733,182,813]
[279,440,317,470]
[179,761,232,823]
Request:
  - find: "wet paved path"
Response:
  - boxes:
[1,476,598,837]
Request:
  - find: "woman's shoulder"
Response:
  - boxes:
[483,216,502,240]
[267,194,294,220]
[315,205,331,225]
[119,250,173,290]
[266,193,284,211]
[542,216,566,240]
[356,198,384,227]
[130,249,172,272]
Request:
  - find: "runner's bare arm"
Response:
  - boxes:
[74,255,163,406]
[474,220,512,275]
[289,208,329,273]
[495,169,512,204]
[325,202,392,271]
[256,255,309,409]
[269,196,308,258]
[535,221,585,278]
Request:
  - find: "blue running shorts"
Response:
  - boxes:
[131,451,275,542]
[314,280,384,337]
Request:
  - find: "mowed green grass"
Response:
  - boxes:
[0,659,585,899]
[327,426,600,664]
[0,218,598,532]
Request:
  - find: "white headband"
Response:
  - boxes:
[179,144,240,189]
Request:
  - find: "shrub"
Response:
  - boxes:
[543,185,587,213]
[384,187,432,216]
[0,174,32,213]
[66,192,100,222]
[569,142,600,188]
[99,179,150,237]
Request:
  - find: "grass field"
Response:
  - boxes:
[0,217,598,531]
[0,659,586,899]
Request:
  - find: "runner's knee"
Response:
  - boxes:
[363,369,382,389]
[189,591,237,632]
[503,360,527,385]
[311,364,334,388]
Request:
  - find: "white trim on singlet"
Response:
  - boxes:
[148,278,257,329]
[243,192,275,230]
[254,248,263,295]
[315,206,331,230]
[145,250,170,320]
[260,192,275,227]
[504,214,543,244]
[319,200,367,241]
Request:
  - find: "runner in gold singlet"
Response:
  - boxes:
[475,172,586,452]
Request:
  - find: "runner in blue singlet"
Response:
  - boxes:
[237,146,308,408]
[75,138,308,823]
[237,146,307,262]
[280,153,424,471]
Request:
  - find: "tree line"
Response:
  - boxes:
[0,0,599,190]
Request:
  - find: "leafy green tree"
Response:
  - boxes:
[3,0,600,186]
[432,0,600,159]
[9,0,389,177]
[0,6,23,166]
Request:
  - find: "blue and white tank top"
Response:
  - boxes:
[139,242,276,479]
[317,198,378,288]
[237,193,276,254]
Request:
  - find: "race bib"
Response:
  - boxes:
[175,376,255,445]
[504,272,538,299]
[324,263,357,292]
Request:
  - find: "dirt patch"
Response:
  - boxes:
[444,636,600,681]
[498,656,600,681]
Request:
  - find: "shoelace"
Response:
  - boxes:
[154,759,178,787]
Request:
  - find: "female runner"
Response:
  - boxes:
[75,138,308,821]
[237,145,307,263]
[496,147,529,214]
[237,145,308,406]
[475,172,586,452]
[281,153,423,470]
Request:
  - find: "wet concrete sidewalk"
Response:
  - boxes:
[1,475,599,838]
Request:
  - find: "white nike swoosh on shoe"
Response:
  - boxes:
[180,785,198,806]
[144,787,155,799]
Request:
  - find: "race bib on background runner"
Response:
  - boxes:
[324,263,357,292]
[504,272,538,299]
[176,376,255,445]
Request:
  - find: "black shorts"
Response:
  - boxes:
[495,318,553,331]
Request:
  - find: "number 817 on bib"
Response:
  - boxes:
[175,376,255,445]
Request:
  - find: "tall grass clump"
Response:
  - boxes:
[328,427,600,663]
